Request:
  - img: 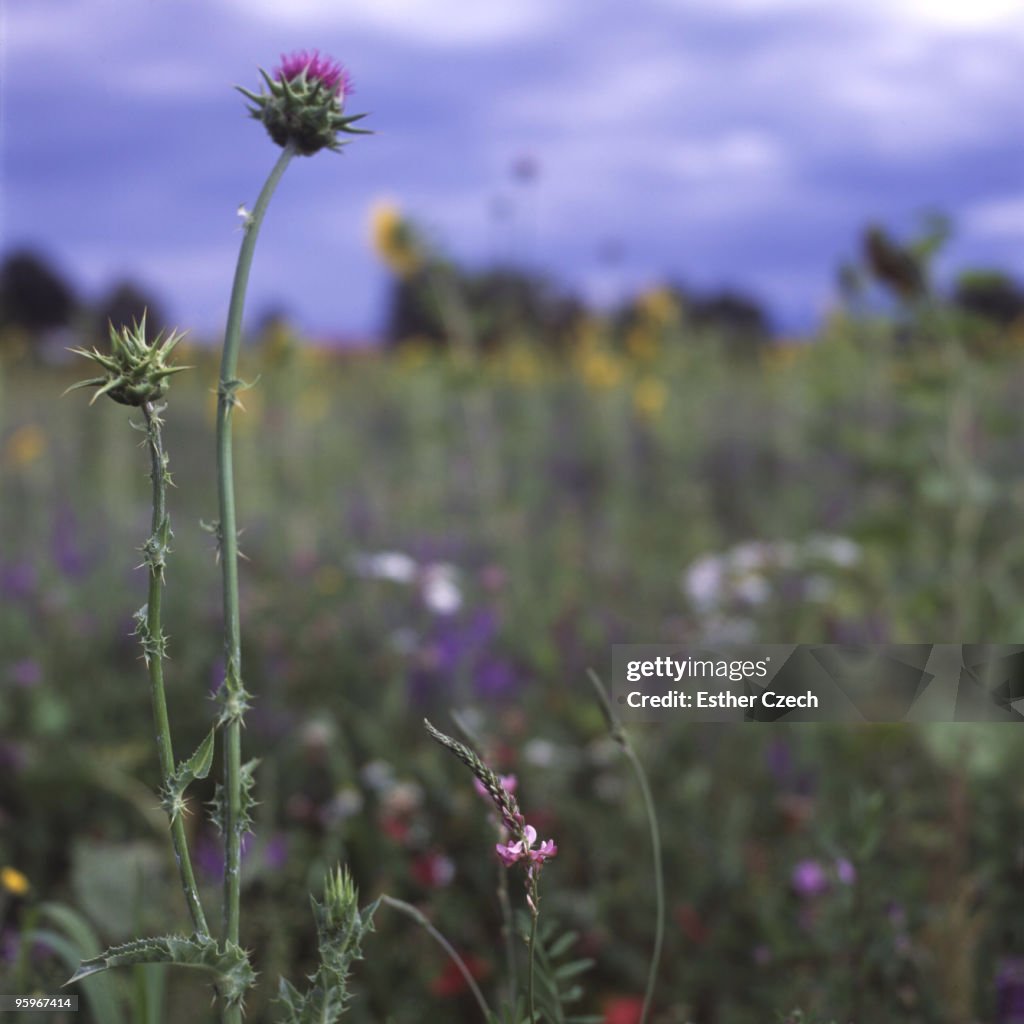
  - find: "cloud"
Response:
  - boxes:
[219,0,560,46]
[659,0,1024,30]
[964,196,1024,239]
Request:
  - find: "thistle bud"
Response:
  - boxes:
[238,50,370,156]
[66,313,189,407]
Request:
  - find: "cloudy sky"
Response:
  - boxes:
[2,0,1022,338]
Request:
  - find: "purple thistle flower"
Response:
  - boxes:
[275,50,352,98]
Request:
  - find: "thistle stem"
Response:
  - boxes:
[215,143,295,1021]
[141,403,209,938]
[380,895,493,1022]
[588,670,663,1024]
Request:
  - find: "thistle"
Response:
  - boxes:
[238,50,370,156]
[65,313,189,407]
[277,867,379,1024]
[215,51,370,1024]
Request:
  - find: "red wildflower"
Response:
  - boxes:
[430,953,490,997]
[603,995,645,1024]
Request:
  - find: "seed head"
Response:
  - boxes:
[65,313,189,407]
[238,50,371,156]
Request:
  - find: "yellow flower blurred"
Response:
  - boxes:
[625,325,658,363]
[633,377,667,420]
[636,286,681,327]
[398,338,433,370]
[3,424,47,468]
[578,349,624,391]
[502,343,542,385]
[369,200,423,278]
[761,341,807,371]
[1,866,29,895]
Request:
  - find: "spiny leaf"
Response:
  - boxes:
[65,933,255,1008]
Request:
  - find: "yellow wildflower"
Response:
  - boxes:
[503,344,541,385]
[633,377,667,420]
[761,341,806,371]
[625,325,658,363]
[579,349,624,391]
[369,200,423,277]
[636,286,681,327]
[3,425,47,468]
[1,866,29,896]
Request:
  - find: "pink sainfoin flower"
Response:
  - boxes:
[495,824,558,868]
[275,49,353,99]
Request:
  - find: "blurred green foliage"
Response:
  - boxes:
[3,305,1024,1023]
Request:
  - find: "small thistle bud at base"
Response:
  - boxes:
[237,50,371,156]
[65,313,190,407]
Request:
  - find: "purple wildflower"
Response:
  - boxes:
[834,857,856,885]
[275,50,352,98]
[764,739,793,782]
[52,505,89,579]
[1,562,36,600]
[264,833,289,872]
[997,956,1024,1023]
[9,658,41,689]
[791,859,829,897]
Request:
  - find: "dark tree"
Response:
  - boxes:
[863,225,926,300]
[93,281,167,342]
[385,265,583,352]
[953,271,1024,328]
[0,249,77,333]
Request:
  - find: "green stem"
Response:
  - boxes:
[527,899,538,1024]
[588,670,663,1024]
[497,861,518,1008]
[141,403,209,938]
[623,743,664,1024]
[215,144,295,1021]
[380,895,493,1022]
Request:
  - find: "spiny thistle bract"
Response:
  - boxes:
[66,313,189,407]
[238,50,371,156]
[276,867,379,1024]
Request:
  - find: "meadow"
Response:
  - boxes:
[4,302,1024,1023]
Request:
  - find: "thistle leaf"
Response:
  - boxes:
[65,934,255,1008]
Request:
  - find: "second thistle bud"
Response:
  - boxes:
[238,50,370,156]
[66,313,189,407]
